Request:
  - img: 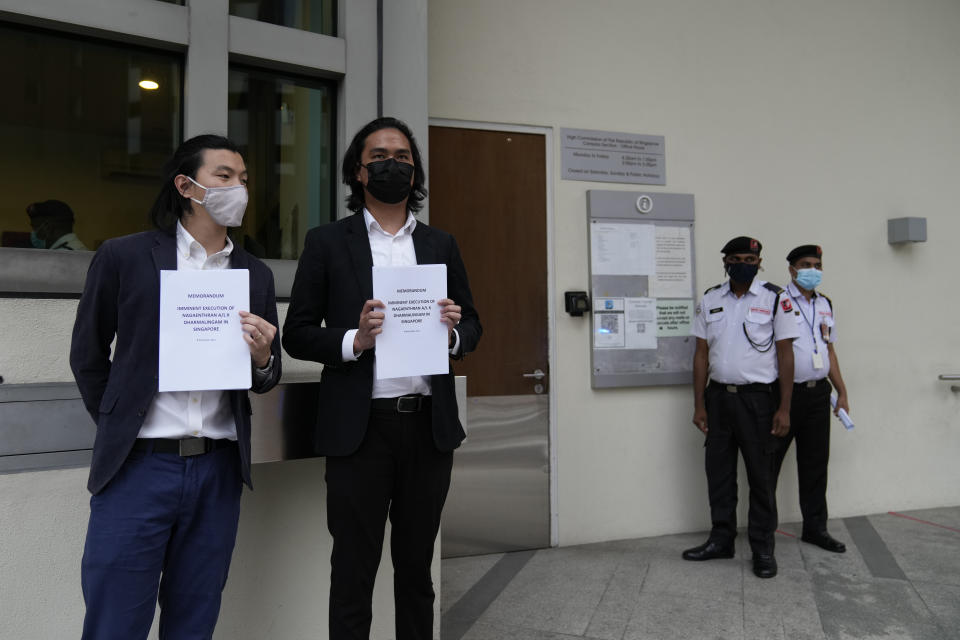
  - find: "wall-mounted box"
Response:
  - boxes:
[888,217,927,244]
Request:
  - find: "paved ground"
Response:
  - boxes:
[441,507,960,640]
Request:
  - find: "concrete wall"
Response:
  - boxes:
[429,0,960,546]
[0,299,429,639]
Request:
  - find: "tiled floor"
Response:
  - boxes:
[441,508,960,640]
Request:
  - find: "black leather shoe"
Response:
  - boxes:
[801,530,846,553]
[682,540,735,561]
[752,554,778,578]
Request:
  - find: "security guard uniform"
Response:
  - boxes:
[774,245,847,552]
[692,277,800,555]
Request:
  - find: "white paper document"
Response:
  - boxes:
[590,222,655,276]
[373,264,449,380]
[158,269,251,392]
[594,312,625,348]
[830,393,855,430]
[651,225,693,298]
[624,297,657,349]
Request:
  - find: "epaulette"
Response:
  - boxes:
[762,282,785,295]
[704,283,722,295]
[762,281,785,316]
[819,292,833,311]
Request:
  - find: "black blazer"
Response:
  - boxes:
[282,212,481,456]
[70,230,282,495]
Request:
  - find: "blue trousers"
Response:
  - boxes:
[81,442,243,640]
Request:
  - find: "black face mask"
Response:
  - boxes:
[363,158,414,204]
[725,262,759,284]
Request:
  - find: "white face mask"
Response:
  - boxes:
[186,176,248,227]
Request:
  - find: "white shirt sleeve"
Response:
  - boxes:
[692,298,708,340]
[449,328,461,356]
[342,329,360,362]
[774,296,802,341]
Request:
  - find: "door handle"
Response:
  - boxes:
[522,369,546,380]
[938,375,960,392]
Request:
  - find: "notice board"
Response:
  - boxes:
[588,190,696,388]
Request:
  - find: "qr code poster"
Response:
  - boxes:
[594,312,625,348]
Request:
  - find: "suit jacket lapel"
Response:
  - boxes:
[412,221,436,265]
[229,241,249,271]
[346,212,374,300]
[151,230,177,273]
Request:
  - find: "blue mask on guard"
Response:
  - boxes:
[795,268,822,290]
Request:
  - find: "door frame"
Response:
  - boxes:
[428,118,558,547]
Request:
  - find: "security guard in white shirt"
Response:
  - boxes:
[773,244,850,553]
[684,236,800,579]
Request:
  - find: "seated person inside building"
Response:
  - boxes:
[27,199,89,250]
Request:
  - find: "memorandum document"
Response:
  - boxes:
[158,269,252,392]
[372,264,448,380]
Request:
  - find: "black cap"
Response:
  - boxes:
[27,200,74,222]
[786,244,822,263]
[721,236,761,255]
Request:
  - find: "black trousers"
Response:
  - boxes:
[704,383,781,554]
[774,379,832,534]
[325,402,453,640]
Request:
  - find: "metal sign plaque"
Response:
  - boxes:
[561,128,665,185]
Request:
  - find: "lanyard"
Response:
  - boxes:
[789,291,819,354]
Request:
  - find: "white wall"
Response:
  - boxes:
[429,0,960,546]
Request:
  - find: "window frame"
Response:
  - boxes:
[0,0,367,298]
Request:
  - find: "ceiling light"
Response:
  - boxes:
[139,80,159,90]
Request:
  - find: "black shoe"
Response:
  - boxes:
[682,540,735,561]
[752,554,778,578]
[801,530,846,553]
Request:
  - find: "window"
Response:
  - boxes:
[0,23,182,252]
[228,66,336,260]
[229,0,336,36]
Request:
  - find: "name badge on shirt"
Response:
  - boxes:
[812,352,824,369]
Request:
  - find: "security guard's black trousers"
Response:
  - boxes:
[774,378,832,534]
[704,383,780,554]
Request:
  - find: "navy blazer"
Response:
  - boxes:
[70,229,282,495]
[282,212,481,456]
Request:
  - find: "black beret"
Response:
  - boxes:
[721,236,761,255]
[27,199,74,222]
[786,244,822,263]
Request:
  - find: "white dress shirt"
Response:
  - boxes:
[341,209,460,399]
[693,279,801,385]
[50,232,88,251]
[138,221,237,440]
[786,281,836,383]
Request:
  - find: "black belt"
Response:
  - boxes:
[133,437,235,457]
[708,381,773,393]
[370,394,431,414]
[794,378,829,390]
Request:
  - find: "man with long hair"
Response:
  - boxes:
[284,117,481,639]
[70,134,281,638]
